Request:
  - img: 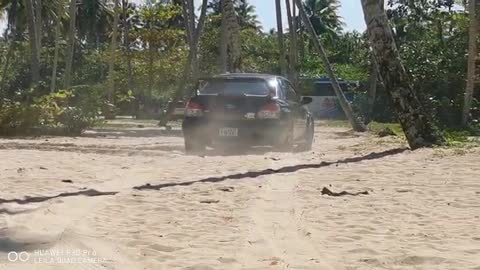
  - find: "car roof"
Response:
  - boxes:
[206,73,284,81]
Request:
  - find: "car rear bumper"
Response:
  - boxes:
[182,117,289,146]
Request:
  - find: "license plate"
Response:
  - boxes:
[219,127,238,137]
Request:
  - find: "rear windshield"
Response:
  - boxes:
[199,78,271,96]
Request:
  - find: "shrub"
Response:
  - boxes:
[0,86,103,136]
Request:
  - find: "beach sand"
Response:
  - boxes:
[1,121,479,269]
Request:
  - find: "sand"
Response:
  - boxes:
[0,121,479,270]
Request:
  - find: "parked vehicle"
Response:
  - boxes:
[182,73,314,153]
[299,78,357,118]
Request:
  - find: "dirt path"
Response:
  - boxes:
[1,121,479,269]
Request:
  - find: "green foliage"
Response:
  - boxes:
[386,0,475,128]
[0,87,102,136]
[368,122,404,137]
[1,0,479,138]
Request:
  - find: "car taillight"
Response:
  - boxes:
[257,102,281,119]
[185,100,203,117]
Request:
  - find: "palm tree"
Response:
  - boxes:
[107,0,120,109]
[76,0,112,48]
[463,0,478,125]
[0,0,24,92]
[236,0,261,30]
[275,0,287,76]
[64,0,77,88]
[25,0,40,87]
[285,0,298,86]
[294,0,367,132]
[159,0,209,126]
[50,0,65,92]
[222,0,241,72]
[121,0,135,93]
[302,0,344,38]
[365,0,383,124]
[35,0,42,60]
[361,0,444,148]
[207,0,260,30]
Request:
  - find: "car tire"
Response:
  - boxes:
[184,138,206,155]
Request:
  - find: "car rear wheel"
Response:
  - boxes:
[184,138,206,155]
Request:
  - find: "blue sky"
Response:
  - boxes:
[253,0,366,32]
[1,0,366,33]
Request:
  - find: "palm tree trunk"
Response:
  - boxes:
[294,0,367,132]
[147,44,154,102]
[0,44,14,94]
[25,0,40,87]
[463,0,478,126]
[276,0,287,77]
[50,2,62,93]
[1,0,19,95]
[223,0,241,72]
[159,0,209,126]
[1,27,19,94]
[364,0,383,124]
[35,0,42,60]
[361,0,444,149]
[365,59,378,124]
[107,0,120,107]
[64,0,77,88]
[286,0,298,86]
[192,0,208,80]
[122,0,134,93]
[219,0,228,73]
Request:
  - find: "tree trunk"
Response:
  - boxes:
[219,0,228,73]
[299,22,305,66]
[223,0,241,72]
[159,0,209,126]
[25,0,40,87]
[64,0,77,88]
[107,0,120,104]
[463,0,478,126]
[0,43,15,94]
[286,0,298,87]
[364,0,383,124]
[50,2,62,92]
[35,0,42,60]
[147,44,154,102]
[361,0,444,149]
[276,0,287,76]
[122,0,134,94]
[364,59,378,124]
[192,0,208,80]
[294,0,367,132]
[1,32,18,94]
[1,0,19,95]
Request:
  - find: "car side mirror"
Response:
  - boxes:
[301,97,313,105]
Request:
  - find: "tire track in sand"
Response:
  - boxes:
[237,173,343,270]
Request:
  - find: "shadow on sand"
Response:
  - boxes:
[83,128,183,138]
[0,148,408,207]
[134,147,409,191]
[0,189,118,205]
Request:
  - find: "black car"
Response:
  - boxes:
[182,73,314,153]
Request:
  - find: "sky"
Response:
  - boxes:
[0,0,366,34]
[135,0,367,33]
[254,0,366,32]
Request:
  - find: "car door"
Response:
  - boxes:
[282,79,306,141]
